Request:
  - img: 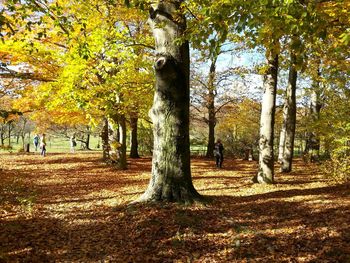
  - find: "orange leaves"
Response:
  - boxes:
[0,153,349,262]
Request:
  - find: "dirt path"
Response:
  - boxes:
[1,152,349,262]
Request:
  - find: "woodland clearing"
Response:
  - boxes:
[0,152,349,262]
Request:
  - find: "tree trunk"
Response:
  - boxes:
[85,126,91,150]
[278,106,287,163]
[1,125,5,146]
[206,103,215,158]
[21,118,27,150]
[129,115,140,158]
[8,122,12,147]
[137,0,201,203]
[254,52,278,184]
[118,114,127,170]
[206,60,217,158]
[281,49,297,172]
[21,134,25,150]
[109,114,127,169]
[101,117,110,161]
[304,69,322,160]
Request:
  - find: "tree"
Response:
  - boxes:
[1,0,154,166]
[190,44,238,158]
[280,38,298,172]
[137,0,201,203]
[129,113,140,158]
[101,117,110,161]
[216,97,260,159]
[254,51,279,184]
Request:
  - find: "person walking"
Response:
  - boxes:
[40,134,47,157]
[214,139,224,168]
[70,135,77,153]
[33,134,39,151]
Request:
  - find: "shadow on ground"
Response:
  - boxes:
[1,154,349,262]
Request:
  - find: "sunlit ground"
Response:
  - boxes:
[1,152,349,262]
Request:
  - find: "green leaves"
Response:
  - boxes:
[340,31,350,45]
[78,42,90,60]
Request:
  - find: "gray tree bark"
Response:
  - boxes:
[278,106,287,163]
[118,114,127,170]
[137,0,201,203]
[254,52,278,184]
[281,50,297,172]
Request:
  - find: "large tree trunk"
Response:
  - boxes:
[137,0,201,203]
[281,49,297,172]
[101,117,110,161]
[206,60,217,158]
[129,115,140,158]
[254,52,278,184]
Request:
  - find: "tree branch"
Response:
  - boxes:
[215,99,235,114]
[0,72,55,82]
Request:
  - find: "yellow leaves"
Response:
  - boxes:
[340,31,350,45]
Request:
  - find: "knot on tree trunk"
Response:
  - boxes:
[154,56,167,70]
[154,54,180,81]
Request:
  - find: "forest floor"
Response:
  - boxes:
[0,152,349,263]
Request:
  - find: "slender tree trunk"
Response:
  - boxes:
[206,60,217,158]
[101,117,110,161]
[1,123,6,146]
[118,114,127,170]
[109,114,127,169]
[206,103,215,158]
[21,118,27,150]
[278,107,287,163]
[8,122,12,147]
[129,115,140,158]
[85,126,91,150]
[137,0,201,203]
[254,52,278,184]
[281,50,297,172]
[1,125,4,146]
[21,135,25,150]
[304,69,322,160]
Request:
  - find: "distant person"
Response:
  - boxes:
[70,136,77,153]
[33,134,39,151]
[40,134,47,157]
[214,139,224,168]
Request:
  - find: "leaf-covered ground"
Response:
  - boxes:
[0,152,349,262]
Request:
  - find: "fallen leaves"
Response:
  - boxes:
[0,153,349,262]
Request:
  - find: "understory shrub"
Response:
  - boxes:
[322,156,350,182]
